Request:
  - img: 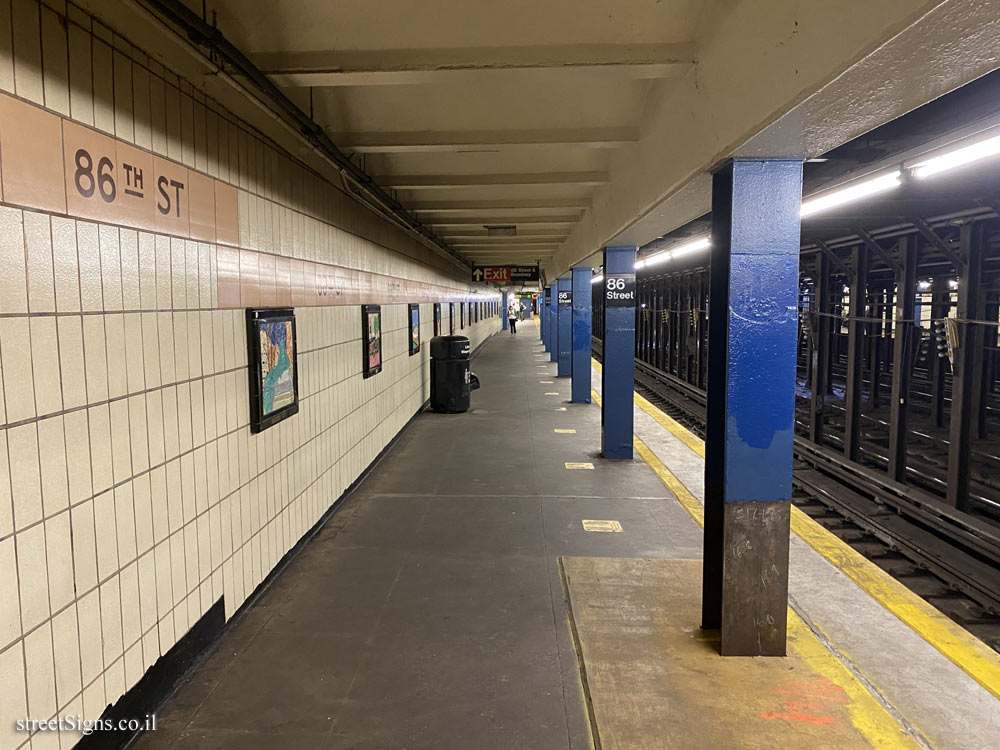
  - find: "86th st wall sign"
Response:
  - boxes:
[63,120,235,242]
[0,92,238,245]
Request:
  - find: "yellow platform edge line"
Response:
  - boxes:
[592,358,1000,701]
[785,608,922,750]
[595,397,916,747]
[625,420,921,748]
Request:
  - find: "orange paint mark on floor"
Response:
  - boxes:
[761,678,846,725]
[761,701,837,725]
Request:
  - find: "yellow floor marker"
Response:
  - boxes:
[554,407,567,411]
[565,462,595,470]
[540,380,554,384]
[582,520,622,533]
[554,428,577,434]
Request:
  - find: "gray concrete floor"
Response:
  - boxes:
[133,324,699,750]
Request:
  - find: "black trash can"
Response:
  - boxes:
[430,335,472,413]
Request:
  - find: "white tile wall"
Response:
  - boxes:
[0,3,501,750]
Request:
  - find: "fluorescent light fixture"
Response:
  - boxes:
[911,133,1000,178]
[670,236,712,258]
[800,171,901,218]
[917,280,931,291]
[637,236,711,269]
[591,274,604,285]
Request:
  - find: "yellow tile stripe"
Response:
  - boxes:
[593,358,1000,701]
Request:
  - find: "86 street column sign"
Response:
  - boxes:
[557,289,572,307]
[605,274,636,307]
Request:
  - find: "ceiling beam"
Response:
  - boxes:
[439,228,570,238]
[271,63,690,87]
[407,198,589,212]
[452,240,561,247]
[329,128,637,153]
[460,251,557,257]
[461,244,555,249]
[426,215,581,226]
[258,43,696,84]
[374,172,609,188]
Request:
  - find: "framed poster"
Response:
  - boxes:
[246,308,299,434]
[408,303,420,356]
[362,304,382,378]
[433,303,441,337]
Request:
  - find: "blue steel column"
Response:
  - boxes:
[501,291,508,331]
[601,246,636,459]
[549,285,558,362]
[702,158,802,657]
[540,287,548,344]
[571,268,591,402]
[557,277,572,376]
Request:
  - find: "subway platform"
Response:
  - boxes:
[134,323,1000,749]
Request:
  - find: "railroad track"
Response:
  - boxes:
[592,337,1000,651]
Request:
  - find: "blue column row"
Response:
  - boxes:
[571,268,591,403]
[600,246,637,459]
[501,291,508,331]
[538,289,545,343]
[549,285,558,363]
[541,287,549,346]
[557,277,572,376]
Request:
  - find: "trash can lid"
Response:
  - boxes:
[430,335,470,359]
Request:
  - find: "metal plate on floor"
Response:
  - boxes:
[566,462,595,470]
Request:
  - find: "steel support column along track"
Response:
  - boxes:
[592,337,1000,649]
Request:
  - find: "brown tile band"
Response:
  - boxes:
[217,246,495,308]
[0,91,497,309]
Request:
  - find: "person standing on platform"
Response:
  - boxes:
[507,304,518,334]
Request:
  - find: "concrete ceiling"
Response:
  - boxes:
[179,0,706,269]
[150,0,1000,276]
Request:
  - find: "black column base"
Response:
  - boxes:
[719,500,791,656]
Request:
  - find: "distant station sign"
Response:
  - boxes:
[471,265,540,284]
